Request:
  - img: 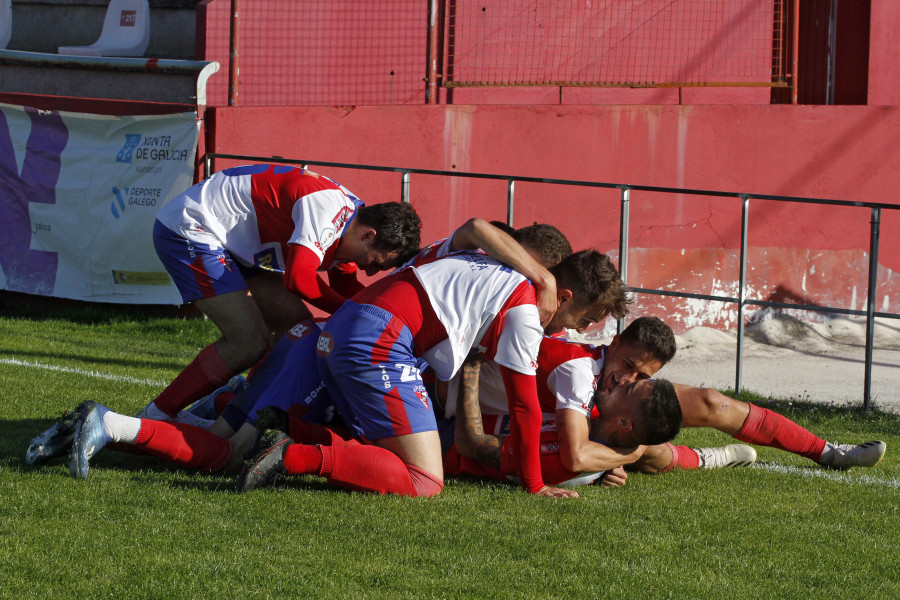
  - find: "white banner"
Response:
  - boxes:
[0,103,198,304]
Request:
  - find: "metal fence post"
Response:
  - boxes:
[506,179,515,226]
[617,186,630,335]
[401,171,410,203]
[864,206,881,409]
[736,194,750,393]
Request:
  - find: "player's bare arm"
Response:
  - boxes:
[556,408,645,473]
[453,357,503,470]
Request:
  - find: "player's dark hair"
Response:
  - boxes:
[620,316,677,365]
[489,220,517,235]
[550,249,631,320]
[357,202,422,265]
[636,378,682,445]
[513,223,572,268]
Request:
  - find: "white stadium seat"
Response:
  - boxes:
[1,0,12,50]
[58,0,150,57]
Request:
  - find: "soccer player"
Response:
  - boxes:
[238,248,631,498]
[138,164,421,423]
[450,316,886,482]
[443,348,682,488]
[35,219,569,479]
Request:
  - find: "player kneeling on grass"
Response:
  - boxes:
[137,164,421,425]
[24,219,573,483]
[237,249,630,498]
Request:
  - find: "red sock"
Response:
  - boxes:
[154,344,236,417]
[666,444,701,471]
[283,443,442,497]
[288,419,360,447]
[734,403,827,461]
[133,420,232,471]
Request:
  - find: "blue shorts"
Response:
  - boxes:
[317,302,436,440]
[246,320,332,425]
[153,220,258,303]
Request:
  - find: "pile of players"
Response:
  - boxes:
[25,164,888,497]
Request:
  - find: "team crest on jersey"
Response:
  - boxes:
[320,228,336,248]
[316,331,334,356]
[287,321,311,340]
[415,389,429,409]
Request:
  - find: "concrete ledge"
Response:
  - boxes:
[0,49,218,104]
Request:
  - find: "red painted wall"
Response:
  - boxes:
[868,0,900,105]
[206,103,900,332]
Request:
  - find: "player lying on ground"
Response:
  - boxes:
[448,316,886,484]
[137,164,421,423]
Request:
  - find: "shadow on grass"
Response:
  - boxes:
[5,347,197,374]
[0,291,200,324]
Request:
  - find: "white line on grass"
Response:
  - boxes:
[753,462,900,489]
[1,357,166,387]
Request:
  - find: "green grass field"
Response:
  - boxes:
[1,302,899,599]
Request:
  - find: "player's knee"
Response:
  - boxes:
[687,388,731,428]
[408,464,444,497]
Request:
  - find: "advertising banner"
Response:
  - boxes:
[0,103,198,304]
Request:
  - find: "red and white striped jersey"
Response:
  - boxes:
[156,164,362,272]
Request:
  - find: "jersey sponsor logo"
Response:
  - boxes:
[378,364,392,390]
[332,206,353,230]
[299,380,327,407]
[316,332,334,356]
[287,321,311,340]
[461,253,490,272]
[540,440,560,455]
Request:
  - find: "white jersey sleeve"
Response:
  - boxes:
[545,356,601,417]
[414,252,540,381]
[491,303,542,375]
[289,189,356,264]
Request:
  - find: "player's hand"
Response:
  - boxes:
[534,485,579,498]
[535,279,558,328]
[597,467,628,488]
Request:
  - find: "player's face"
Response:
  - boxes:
[358,247,401,276]
[598,338,663,395]
[591,379,654,447]
[544,297,608,335]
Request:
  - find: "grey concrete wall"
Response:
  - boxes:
[8,0,198,59]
